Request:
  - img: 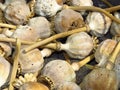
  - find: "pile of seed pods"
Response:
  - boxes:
[0,0,120,90]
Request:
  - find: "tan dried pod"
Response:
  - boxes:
[0,56,11,87]
[13,73,49,90]
[41,60,76,88]
[80,42,120,90]
[28,17,51,39]
[35,0,62,17]
[4,0,30,25]
[54,9,85,33]
[95,39,117,67]
[19,82,49,90]
[86,12,112,37]
[19,48,52,73]
[56,81,81,90]
[110,12,120,36]
[10,25,38,42]
[60,32,93,59]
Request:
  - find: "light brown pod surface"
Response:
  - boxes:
[28,17,51,39]
[4,0,30,25]
[95,39,117,67]
[60,32,93,59]
[19,82,49,90]
[80,68,118,90]
[56,81,81,90]
[19,49,44,73]
[11,25,38,42]
[41,60,76,88]
[54,9,84,33]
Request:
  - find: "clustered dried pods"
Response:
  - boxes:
[0,0,120,90]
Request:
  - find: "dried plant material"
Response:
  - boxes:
[57,81,81,90]
[8,39,21,90]
[63,5,120,24]
[41,60,76,88]
[4,0,30,25]
[95,39,117,67]
[54,9,85,33]
[71,54,94,71]
[110,12,120,36]
[35,0,62,17]
[0,56,11,87]
[28,17,51,39]
[23,26,89,53]
[86,12,111,37]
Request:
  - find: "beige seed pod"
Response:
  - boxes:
[95,39,117,67]
[110,12,120,36]
[54,9,84,33]
[28,17,51,39]
[19,48,52,73]
[41,60,76,88]
[0,56,11,87]
[60,32,93,59]
[11,25,38,42]
[4,0,30,25]
[19,82,49,90]
[35,0,62,17]
[86,12,112,37]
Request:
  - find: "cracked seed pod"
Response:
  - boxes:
[80,68,118,90]
[0,56,11,87]
[28,17,51,39]
[95,39,117,67]
[54,9,84,33]
[0,34,12,57]
[60,32,93,59]
[11,25,38,42]
[19,48,52,73]
[4,0,30,25]
[35,0,62,17]
[86,12,112,37]
[110,12,120,36]
[56,81,81,90]
[41,60,76,88]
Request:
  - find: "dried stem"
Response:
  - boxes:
[105,5,120,12]
[0,37,35,45]
[23,26,89,53]
[8,39,21,90]
[106,42,120,70]
[71,54,94,71]
[100,0,113,7]
[63,5,120,24]
[0,23,16,29]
